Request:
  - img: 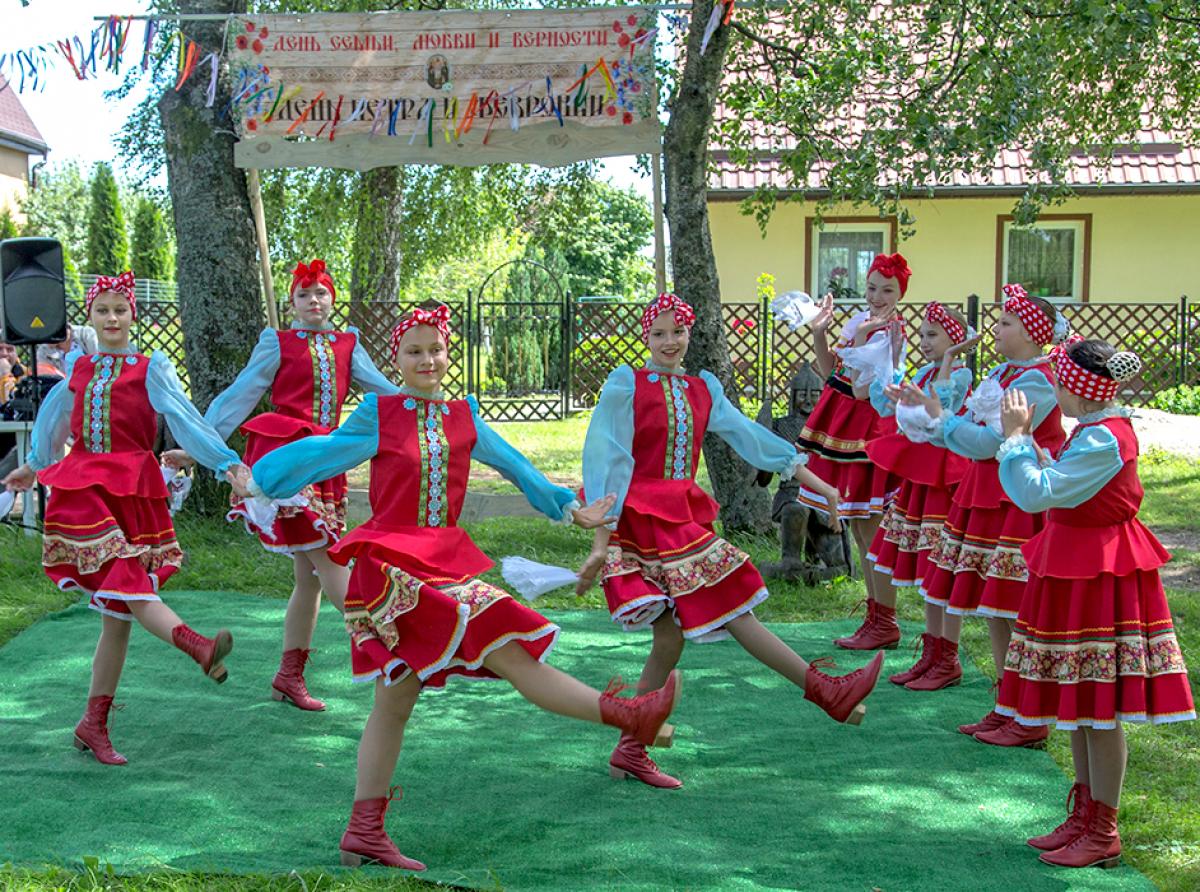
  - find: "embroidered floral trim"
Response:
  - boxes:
[660,374,695,479]
[441,579,507,619]
[307,332,337,427]
[930,528,1030,581]
[603,536,749,598]
[273,484,347,538]
[345,561,425,651]
[1005,631,1190,683]
[43,529,182,576]
[83,354,124,453]
[410,399,450,526]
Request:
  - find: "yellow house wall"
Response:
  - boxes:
[0,146,31,223]
[708,194,1200,304]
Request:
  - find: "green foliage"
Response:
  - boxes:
[61,244,83,305]
[19,161,91,259]
[1151,385,1200,415]
[0,208,18,241]
[130,197,174,282]
[85,163,129,275]
[717,2,1200,233]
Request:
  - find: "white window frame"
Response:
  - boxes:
[809,221,891,298]
[1001,219,1087,303]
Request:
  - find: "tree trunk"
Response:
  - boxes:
[349,166,405,348]
[158,0,262,515]
[664,2,772,533]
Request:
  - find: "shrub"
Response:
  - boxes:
[1150,384,1200,415]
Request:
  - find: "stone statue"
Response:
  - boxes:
[755,365,854,583]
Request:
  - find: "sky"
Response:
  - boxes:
[3,0,652,197]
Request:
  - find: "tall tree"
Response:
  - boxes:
[158,0,263,513]
[21,161,92,261]
[349,167,405,324]
[130,197,174,282]
[85,162,129,275]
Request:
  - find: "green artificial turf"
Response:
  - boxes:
[0,592,1155,892]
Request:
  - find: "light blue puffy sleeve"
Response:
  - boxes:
[998,424,1123,513]
[942,367,1058,460]
[582,365,636,518]
[147,352,242,477]
[252,393,380,500]
[701,370,806,477]
[26,351,80,471]
[931,366,974,417]
[349,326,400,396]
[869,361,925,417]
[468,396,578,523]
[203,328,280,440]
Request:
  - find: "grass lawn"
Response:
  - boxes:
[1,445,1196,891]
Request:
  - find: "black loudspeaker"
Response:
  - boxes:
[0,237,67,345]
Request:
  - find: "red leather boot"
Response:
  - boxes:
[339,788,427,870]
[803,652,884,724]
[843,602,901,650]
[905,637,963,691]
[1028,783,1092,851]
[73,695,127,766]
[889,633,937,686]
[609,733,683,789]
[833,599,875,648]
[974,717,1049,748]
[599,670,681,746]
[171,624,233,683]
[272,648,326,711]
[1039,800,1121,869]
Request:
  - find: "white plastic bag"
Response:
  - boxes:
[500,556,579,601]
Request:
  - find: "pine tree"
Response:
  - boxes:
[130,197,173,282]
[85,162,129,275]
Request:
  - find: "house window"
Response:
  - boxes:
[999,217,1090,302]
[808,221,892,299]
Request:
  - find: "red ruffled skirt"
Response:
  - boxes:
[601,477,768,642]
[228,414,347,553]
[39,451,183,620]
[329,523,557,687]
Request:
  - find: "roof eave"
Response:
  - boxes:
[707,183,1200,201]
[0,132,49,157]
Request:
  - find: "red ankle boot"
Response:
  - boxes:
[73,695,127,766]
[171,624,233,683]
[1039,800,1121,868]
[339,788,426,870]
[599,670,681,747]
[803,652,884,724]
[833,599,875,648]
[1028,783,1092,851]
[843,602,901,650]
[272,648,325,711]
[889,633,938,685]
[905,637,963,691]
[609,733,683,789]
[974,717,1049,748]
[957,709,1007,736]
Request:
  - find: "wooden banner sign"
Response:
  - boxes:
[228,8,660,170]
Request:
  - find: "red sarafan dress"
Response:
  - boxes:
[996,414,1196,729]
[590,366,804,642]
[251,391,570,688]
[227,328,357,551]
[796,310,901,518]
[921,358,1066,619]
[33,351,239,619]
[866,363,971,587]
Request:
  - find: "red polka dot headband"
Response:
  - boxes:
[290,259,337,300]
[1002,283,1056,346]
[389,304,452,361]
[867,253,912,296]
[641,293,695,343]
[1051,335,1142,401]
[86,270,137,320]
[924,301,967,344]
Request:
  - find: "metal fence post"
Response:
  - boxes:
[966,293,979,378]
[563,292,572,417]
[466,289,475,396]
[1179,294,1190,388]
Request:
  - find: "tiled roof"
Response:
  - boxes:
[0,76,49,155]
[709,115,1200,195]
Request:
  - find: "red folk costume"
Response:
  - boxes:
[995,413,1194,730]
[795,253,911,518]
[867,361,972,587]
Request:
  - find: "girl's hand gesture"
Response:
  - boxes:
[818,484,842,534]
[575,549,606,596]
[895,381,943,418]
[810,294,835,334]
[572,494,617,530]
[226,464,253,499]
[161,449,195,470]
[945,334,982,360]
[2,464,36,492]
[1001,389,1035,439]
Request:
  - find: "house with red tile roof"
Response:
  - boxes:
[707,120,1200,306]
[0,76,50,224]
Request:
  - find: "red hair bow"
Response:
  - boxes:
[640,292,695,343]
[86,270,137,320]
[389,304,452,361]
[290,258,337,299]
[867,253,912,296]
